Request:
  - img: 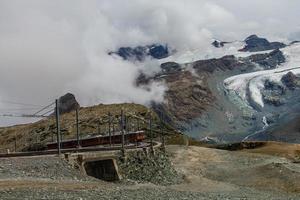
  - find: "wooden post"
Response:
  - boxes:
[76,108,80,148]
[55,99,61,155]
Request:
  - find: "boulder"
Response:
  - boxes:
[58,93,80,114]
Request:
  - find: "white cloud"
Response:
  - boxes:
[0,0,299,126]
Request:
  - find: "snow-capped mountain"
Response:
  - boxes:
[113,35,300,143]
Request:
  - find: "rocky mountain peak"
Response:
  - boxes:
[245,34,259,41]
[240,35,286,52]
[109,44,170,61]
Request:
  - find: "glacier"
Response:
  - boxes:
[224,43,300,109]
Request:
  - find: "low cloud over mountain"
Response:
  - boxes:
[0,0,300,126]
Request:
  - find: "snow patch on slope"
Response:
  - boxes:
[160,41,272,64]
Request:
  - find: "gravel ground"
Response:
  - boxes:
[1,145,300,199]
[0,155,94,181]
[118,150,183,185]
[1,185,299,200]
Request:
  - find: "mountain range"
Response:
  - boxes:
[112,35,300,143]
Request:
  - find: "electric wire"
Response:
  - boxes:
[33,102,55,115]
[0,100,43,107]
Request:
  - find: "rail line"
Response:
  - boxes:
[0,130,154,158]
[47,131,145,150]
[0,142,151,158]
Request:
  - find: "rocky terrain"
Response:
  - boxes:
[239,34,286,52]
[1,143,300,199]
[131,35,300,143]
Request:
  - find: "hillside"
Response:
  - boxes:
[0,103,160,152]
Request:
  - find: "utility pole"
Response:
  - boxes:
[125,115,128,144]
[112,118,115,146]
[14,134,17,152]
[108,112,112,146]
[76,108,80,148]
[160,112,165,152]
[55,99,61,155]
[149,115,154,154]
[137,118,140,131]
[121,110,125,155]
[98,120,101,135]
[127,117,130,133]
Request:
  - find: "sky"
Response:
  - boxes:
[0,0,300,126]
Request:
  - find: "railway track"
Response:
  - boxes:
[47,131,145,150]
[0,142,150,158]
[0,131,149,158]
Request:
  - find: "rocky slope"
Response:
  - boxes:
[133,35,300,143]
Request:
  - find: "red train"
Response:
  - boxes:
[46,131,145,150]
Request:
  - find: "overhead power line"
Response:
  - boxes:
[40,109,54,117]
[33,102,55,115]
[0,108,41,111]
[0,113,47,118]
[0,100,43,107]
[0,99,56,118]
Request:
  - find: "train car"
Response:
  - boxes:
[46,131,145,150]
